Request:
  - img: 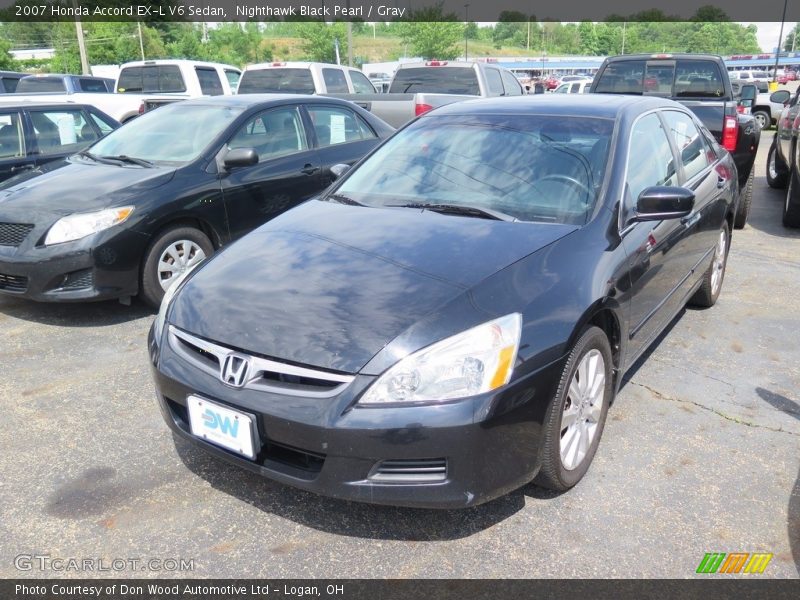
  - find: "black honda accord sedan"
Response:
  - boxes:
[150,95,738,508]
[0,95,392,306]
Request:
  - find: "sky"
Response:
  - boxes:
[741,22,796,52]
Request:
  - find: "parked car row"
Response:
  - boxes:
[765,85,800,227]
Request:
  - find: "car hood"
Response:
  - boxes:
[0,158,176,219]
[170,200,577,374]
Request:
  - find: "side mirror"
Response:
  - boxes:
[329,163,351,180]
[223,147,258,169]
[634,186,695,222]
[770,90,791,105]
[739,84,757,102]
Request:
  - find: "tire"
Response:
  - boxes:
[689,221,730,308]
[784,166,800,228]
[140,226,214,308]
[752,110,771,130]
[534,326,613,492]
[734,169,754,229]
[767,139,789,189]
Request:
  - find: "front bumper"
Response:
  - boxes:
[0,227,147,302]
[149,324,566,509]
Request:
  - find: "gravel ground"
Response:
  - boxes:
[0,138,798,579]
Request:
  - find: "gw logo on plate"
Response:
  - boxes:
[201,408,240,437]
[220,353,251,387]
[696,552,773,574]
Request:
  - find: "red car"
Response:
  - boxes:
[545,75,560,90]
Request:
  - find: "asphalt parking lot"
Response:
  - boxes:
[0,140,798,579]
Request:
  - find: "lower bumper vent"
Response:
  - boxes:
[0,272,28,292]
[369,458,447,483]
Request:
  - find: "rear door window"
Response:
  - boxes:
[389,67,480,94]
[349,71,376,94]
[322,68,349,93]
[78,78,109,92]
[16,77,65,93]
[195,67,224,96]
[0,112,24,158]
[224,69,241,92]
[485,68,504,96]
[29,109,98,155]
[238,69,315,94]
[117,65,186,93]
[307,105,377,147]
[500,70,523,96]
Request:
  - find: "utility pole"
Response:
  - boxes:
[464,4,469,60]
[774,0,788,83]
[346,0,352,66]
[527,19,531,52]
[621,22,626,55]
[137,21,145,61]
[72,0,89,75]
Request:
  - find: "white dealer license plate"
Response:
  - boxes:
[187,395,256,459]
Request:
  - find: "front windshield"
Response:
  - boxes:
[89,103,244,164]
[335,114,615,225]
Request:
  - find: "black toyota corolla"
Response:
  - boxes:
[0,95,392,306]
[150,95,738,508]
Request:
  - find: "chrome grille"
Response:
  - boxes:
[0,272,28,292]
[0,223,34,247]
[369,459,448,483]
[168,326,354,397]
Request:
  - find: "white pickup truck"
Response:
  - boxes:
[0,60,241,123]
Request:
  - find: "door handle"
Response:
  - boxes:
[681,212,701,227]
[300,164,319,175]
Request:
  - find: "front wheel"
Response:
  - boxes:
[784,166,800,228]
[140,226,214,308]
[752,110,770,130]
[689,222,729,308]
[534,326,613,491]
[734,169,753,229]
[767,139,789,189]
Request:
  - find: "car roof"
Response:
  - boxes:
[603,53,724,62]
[244,62,357,71]
[120,59,240,71]
[428,94,686,119]
[0,101,105,110]
[176,94,362,109]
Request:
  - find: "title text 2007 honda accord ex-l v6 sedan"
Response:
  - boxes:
[150,95,738,508]
[0,95,392,306]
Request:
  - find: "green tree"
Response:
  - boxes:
[577,21,599,55]
[784,25,799,52]
[295,22,347,64]
[0,38,15,70]
[397,21,463,60]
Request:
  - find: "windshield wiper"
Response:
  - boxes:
[327,193,364,206]
[100,154,154,168]
[387,202,518,222]
[77,150,123,166]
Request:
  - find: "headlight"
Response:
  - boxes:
[44,206,134,245]
[152,269,192,343]
[359,313,522,405]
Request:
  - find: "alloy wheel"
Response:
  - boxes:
[560,349,606,471]
[710,229,727,296]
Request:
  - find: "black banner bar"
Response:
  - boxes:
[0,0,799,22]
[3,579,800,600]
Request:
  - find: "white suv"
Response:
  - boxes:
[238,62,377,95]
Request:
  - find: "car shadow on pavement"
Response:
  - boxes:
[756,387,800,576]
[172,433,563,541]
[745,179,800,240]
[0,296,153,327]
